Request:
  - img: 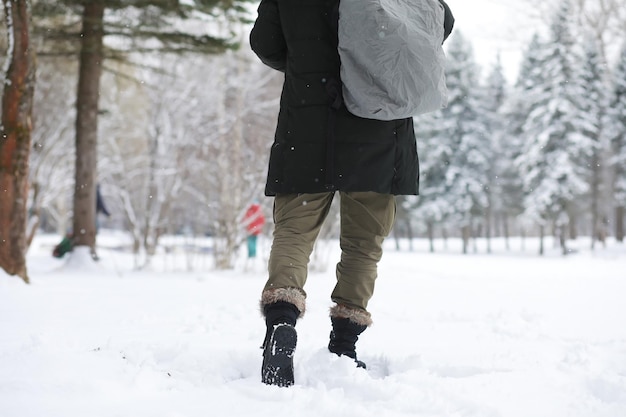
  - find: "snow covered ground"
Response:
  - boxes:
[2,232,626,417]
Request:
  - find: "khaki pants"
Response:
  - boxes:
[264,192,396,312]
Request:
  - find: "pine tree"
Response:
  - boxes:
[412,108,451,252]
[578,35,609,249]
[482,55,508,252]
[412,33,486,253]
[516,0,591,255]
[606,42,626,242]
[439,31,491,254]
[501,34,544,249]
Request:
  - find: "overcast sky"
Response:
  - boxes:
[445,0,537,83]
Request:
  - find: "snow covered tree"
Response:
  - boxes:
[578,36,610,249]
[606,42,626,242]
[412,107,452,252]
[501,34,545,248]
[97,44,281,270]
[31,0,255,261]
[520,0,626,66]
[481,56,508,252]
[440,31,491,254]
[100,56,187,268]
[29,58,76,237]
[0,0,36,284]
[184,47,281,269]
[516,0,592,255]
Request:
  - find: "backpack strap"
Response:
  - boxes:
[439,0,455,42]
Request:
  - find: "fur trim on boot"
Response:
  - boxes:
[328,316,368,369]
[261,287,306,318]
[329,304,372,327]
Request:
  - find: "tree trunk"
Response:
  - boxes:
[405,216,414,251]
[617,206,625,243]
[392,223,400,251]
[503,214,510,250]
[590,151,600,249]
[25,180,41,249]
[473,221,481,253]
[72,2,105,252]
[461,225,470,254]
[568,211,578,240]
[551,220,559,248]
[560,224,568,255]
[485,212,492,254]
[427,221,434,253]
[538,225,544,256]
[0,0,36,284]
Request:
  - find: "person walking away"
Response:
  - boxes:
[244,202,265,258]
[52,232,74,258]
[96,184,111,229]
[52,184,112,260]
[250,0,455,387]
[92,184,111,260]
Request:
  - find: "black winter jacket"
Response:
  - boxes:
[250,0,454,196]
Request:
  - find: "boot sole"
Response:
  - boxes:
[262,324,297,387]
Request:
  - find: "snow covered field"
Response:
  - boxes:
[2,232,626,417]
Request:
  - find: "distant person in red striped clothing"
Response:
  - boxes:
[243,202,265,258]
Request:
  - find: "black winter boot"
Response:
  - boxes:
[261,301,300,387]
[328,316,367,369]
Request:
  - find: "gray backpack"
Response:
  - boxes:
[338,0,448,120]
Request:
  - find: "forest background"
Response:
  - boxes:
[1,0,625,280]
